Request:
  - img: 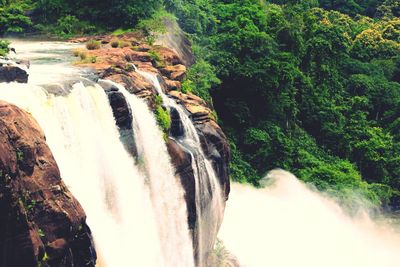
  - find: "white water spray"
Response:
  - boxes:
[137,71,225,265]
[0,82,164,266]
[0,41,194,267]
[219,169,400,267]
[101,80,195,267]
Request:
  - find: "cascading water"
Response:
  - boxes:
[99,80,195,267]
[137,71,225,265]
[218,169,400,267]
[0,40,194,267]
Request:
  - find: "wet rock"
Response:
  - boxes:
[170,106,185,138]
[0,100,96,266]
[0,63,28,83]
[105,89,139,159]
[106,90,132,130]
[195,121,231,200]
[166,138,196,231]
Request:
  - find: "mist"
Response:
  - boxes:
[218,170,400,267]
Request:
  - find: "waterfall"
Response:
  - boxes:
[0,78,194,266]
[137,71,225,265]
[100,79,195,267]
[218,169,400,267]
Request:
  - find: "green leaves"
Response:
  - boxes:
[0,39,10,56]
[166,0,400,208]
[181,59,220,103]
[0,3,32,35]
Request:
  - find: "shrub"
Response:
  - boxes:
[72,48,82,57]
[181,59,220,103]
[155,106,171,133]
[0,40,10,57]
[79,52,87,60]
[111,40,119,48]
[0,4,32,35]
[86,40,100,50]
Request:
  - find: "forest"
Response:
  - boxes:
[1,0,400,209]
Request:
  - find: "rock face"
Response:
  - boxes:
[0,101,96,266]
[155,18,196,66]
[73,32,230,261]
[0,61,29,83]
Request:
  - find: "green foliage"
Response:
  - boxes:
[16,149,24,161]
[112,28,132,36]
[38,228,45,237]
[168,0,400,208]
[181,59,220,103]
[155,105,171,134]
[0,3,32,35]
[35,0,162,29]
[136,9,176,45]
[165,0,217,35]
[0,39,10,56]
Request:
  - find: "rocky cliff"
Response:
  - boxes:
[73,33,231,258]
[0,101,96,266]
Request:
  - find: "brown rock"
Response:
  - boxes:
[100,67,155,95]
[160,64,187,81]
[0,101,96,266]
[125,51,152,62]
[134,44,152,52]
[164,79,182,91]
[155,46,183,65]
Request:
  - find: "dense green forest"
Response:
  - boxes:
[1,0,400,209]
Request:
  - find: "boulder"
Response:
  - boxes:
[164,79,181,91]
[105,89,139,159]
[0,64,28,83]
[0,101,96,266]
[160,64,187,81]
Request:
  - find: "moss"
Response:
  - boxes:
[155,106,171,134]
[38,228,45,238]
[149,50,166,68]
[154,94,163,106]
[16,149,24,161]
